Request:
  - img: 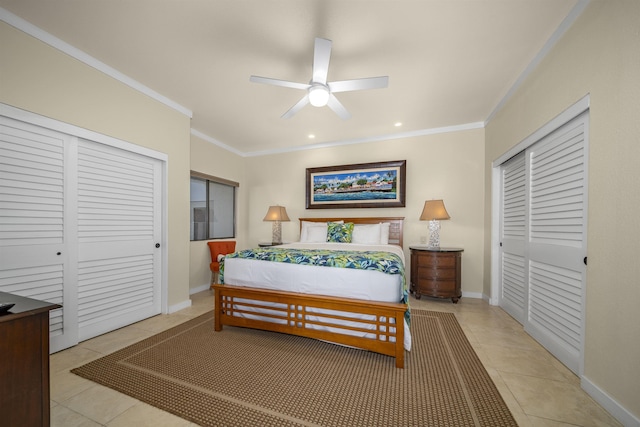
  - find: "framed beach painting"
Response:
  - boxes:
[306,160,406,209]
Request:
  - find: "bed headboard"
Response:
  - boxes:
[298,217,404,248]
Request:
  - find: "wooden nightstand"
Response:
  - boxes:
[409,246,463,303]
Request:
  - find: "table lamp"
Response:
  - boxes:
[263,205,290,244]
[420,200,450,248]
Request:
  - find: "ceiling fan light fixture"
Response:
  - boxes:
[308,85,330,107]
[250,38,388,119]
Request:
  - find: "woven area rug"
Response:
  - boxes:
[72,309,517,426]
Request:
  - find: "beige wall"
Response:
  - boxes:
[189,134,246,291]
[243,129,486,295]
[485,1,640,420]
[0,22,192,308]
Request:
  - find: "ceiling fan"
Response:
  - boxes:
[250,37,389,120]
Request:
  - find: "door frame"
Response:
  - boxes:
[0,103,169,315]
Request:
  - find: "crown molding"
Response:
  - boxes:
[0,7,192,119]
[243,122,485,157]
[191,129,245,157]
[484,0,590,126]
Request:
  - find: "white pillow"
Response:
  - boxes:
[299,221,390,244]
[305,225,330,242]
[300,221,322,242]
[300,221,343,242]
[380,222,391,244]
[352,223,382,245]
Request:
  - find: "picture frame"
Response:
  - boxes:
[306,160,406,209]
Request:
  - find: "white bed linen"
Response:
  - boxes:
[222,242,411,350]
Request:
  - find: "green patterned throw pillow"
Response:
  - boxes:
[326,222,354,243]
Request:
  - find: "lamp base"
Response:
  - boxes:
[428,220,441,248]
[271,221,282,245]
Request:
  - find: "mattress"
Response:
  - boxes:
[222,242,411,350]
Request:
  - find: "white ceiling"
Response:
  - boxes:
[1,0,581,156]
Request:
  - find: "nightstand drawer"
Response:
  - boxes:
[416,253,457,268]
[417,266,457,280]
[428,280,457,294]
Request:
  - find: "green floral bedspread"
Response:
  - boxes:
[221,247,410,325]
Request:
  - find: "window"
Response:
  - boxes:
[190,172,238,240]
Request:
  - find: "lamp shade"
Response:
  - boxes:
[263,205,290,222]
[420,200,450,221]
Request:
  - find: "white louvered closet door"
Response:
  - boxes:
[76,139,162,341]
[0,117,77,352]
[525,112,588,375]
[499,153,527,324]
[498,111,588,375]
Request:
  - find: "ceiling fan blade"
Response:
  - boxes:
[281,94,310,119]
[312,38,332,84]
[328,76,389,93]
[250,75,310,91]
[327,94,351,120]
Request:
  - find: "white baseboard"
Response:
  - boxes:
[168,299,192,314]
[581,376,639,426]
[167,284,211,314]
[190,283,211,295]
[461,291,483,299]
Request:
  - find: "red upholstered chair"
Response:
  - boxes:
[207,241,236,288]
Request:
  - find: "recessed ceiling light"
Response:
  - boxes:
[394,122,402,127]
[308,134,315,139]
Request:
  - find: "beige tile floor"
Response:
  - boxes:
[49,291,621,426]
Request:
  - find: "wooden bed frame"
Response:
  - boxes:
[213,217,408,368]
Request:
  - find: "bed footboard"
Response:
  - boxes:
[212,284,407,368]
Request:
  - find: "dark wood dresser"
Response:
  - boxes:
[410,247,463,303]
[0,292,61,427]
